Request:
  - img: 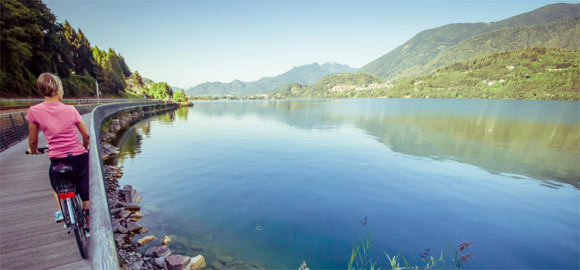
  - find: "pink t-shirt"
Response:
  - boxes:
[26,101,88,159]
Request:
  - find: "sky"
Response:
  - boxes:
[44,0,576,88]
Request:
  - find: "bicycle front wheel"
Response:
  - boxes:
[70,197,88,259]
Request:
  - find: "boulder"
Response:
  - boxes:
[114,234,128,246]
[137,235,157,246]
[166,255,192,270]
[113,223,129,234]
[126,222,143,233]
[162,235,172,245]
[216,254,234,264]
[138,227,149,234]
[110,207,123,215]
[190,244,202,252]
[153,257,166,268]
[132,192,143,203]
[127,260,144,270]
[146,245,171,258]
[120,210,132,219]
[121,202,141,211]
[211,261,224,270]
[131,211,144,220]
[299,261,310,270]
[188,255,206,269]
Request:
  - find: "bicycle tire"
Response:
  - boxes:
[70,197,89,259]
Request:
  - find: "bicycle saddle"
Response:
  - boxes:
[52,164,73,173]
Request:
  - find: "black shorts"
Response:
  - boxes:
[49,153,89,201]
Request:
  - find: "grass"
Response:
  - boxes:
[348,221,473,270]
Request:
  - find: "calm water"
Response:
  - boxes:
[115,99,579,269]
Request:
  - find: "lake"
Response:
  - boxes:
[114,99,579,269]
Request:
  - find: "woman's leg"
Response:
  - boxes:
[52,191,62,212]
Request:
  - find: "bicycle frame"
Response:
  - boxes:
[58,192,77,226]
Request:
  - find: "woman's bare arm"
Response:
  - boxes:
[77,121,90,151]
[28,122,40,154]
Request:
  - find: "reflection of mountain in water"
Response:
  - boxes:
[357,115,579,188]
[192,99,580,189]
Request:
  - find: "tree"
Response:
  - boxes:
[149,82,173,100]
[173,89,187,102]
[133,71,144,87]
[1,0,47,96]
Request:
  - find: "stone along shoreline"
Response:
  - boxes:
[99,106,206,270]
[98,106,267,270]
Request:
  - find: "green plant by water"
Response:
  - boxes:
[348,219,473,270]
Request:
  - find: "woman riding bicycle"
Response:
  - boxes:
[27,73,91,232]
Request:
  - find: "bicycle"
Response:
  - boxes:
[26,146,89,259]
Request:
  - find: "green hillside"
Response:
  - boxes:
[358,3,580,80]
[271,48,580,100]
[270,73,384,98]
[420,18,580,76]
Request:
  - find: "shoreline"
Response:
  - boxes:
[98,106,265,270]
[99,106,207,270]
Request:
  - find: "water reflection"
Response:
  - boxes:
[115,99,580,269]
[118,120,150,162]
[176,107,189,120]
[190,99,580,189]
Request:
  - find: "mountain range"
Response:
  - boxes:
[269,3,579,101]
[358,3,580,80]
[187,3,579,99]
[186,63,356,96]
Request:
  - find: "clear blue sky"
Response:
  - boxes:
[44,0,575,88]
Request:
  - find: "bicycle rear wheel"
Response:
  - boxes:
[70,197,88,259]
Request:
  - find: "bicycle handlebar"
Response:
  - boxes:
[25,146,49,155]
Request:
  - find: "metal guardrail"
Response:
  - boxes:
[88,101,178,270]
[1,98,144,106]
[0,104,100,152]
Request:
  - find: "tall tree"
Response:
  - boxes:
[1,0,45,96]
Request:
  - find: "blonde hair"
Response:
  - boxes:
[37,73,63,97]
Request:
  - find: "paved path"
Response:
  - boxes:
[0,114,92,270]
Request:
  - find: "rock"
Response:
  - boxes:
[137,235,157,246]
[190,244,202,252]
[146,245,171,257]
[120,210,132,219]
[110,207,123,215]
[113,223,129,234]
[188,255,206,269]
[162,235,172,245]
[115,234,125,247]
[120,189,137,202]
[299,261,310,270]
[131,211,144,220]
[211,261,224,270]
[132,192,143,203]
[122,202,141,211]
[128,260,144,270]
[138,227,149,234]
[166,255,191,270]
[154,257,167,268]
[114,234,128,246]
[216,254,234,264]
[126,222,143,233]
